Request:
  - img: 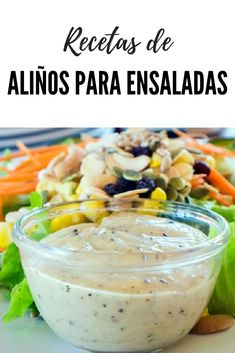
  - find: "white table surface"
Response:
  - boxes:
[1,289,234,353]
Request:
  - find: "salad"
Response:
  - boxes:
[1,128,235,325]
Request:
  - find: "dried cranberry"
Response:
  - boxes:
[136,177,156,192]
[194,161,211,176]
[104,183,122,196]
[132,146,152,157]
[117,178,136,192]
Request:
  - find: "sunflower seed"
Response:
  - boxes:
[160,156,172,172]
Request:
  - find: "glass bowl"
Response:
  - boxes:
[13,199,230,353]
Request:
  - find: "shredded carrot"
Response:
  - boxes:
[209,192,233,207]
[0,178,35,190]
[0,181,37,196]
[0,172,38,182]
[15,164,48,174]
[0,179,36,187]
[33,150,66,162]
[191,178,205,189]
[0,145,67,162]
[0,197,3,221]
[191,174,207,189]
[207,169,235,200]
[0,142,71,197]
[188,141,233,157]
[14,151,65,171]
[16,141,41,166]
[191,174,207,180]
[174,129,233,157]
[173,129,193,140]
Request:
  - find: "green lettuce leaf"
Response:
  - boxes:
[208,222,235,316]
[0,243,24,289]
[3,278,34,323]
[212,205,235,223]
[59,137,79,145]
[188,200,235,316]
[29,191,47,209]
[29,219,51,241]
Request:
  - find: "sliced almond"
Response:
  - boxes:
[110,145,134,157]
[190,314,234,334]
[114,188,148,198]
[78,186,109,200]
[119,195,140,200]
[112,153,150,172]
[53,147,84,180]
[46,152,66,172]
[39,174,60,183]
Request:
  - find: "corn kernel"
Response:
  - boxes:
[150,153,162,168]
[67,194,78,201]
[137,199,159,215]
[151,187,167,201]
[80,200,106,222]
[96,211,110,224]
[0,222,12,250]
[51,213,86,232]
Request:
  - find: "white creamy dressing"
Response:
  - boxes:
[42,213,207,253]
[23,213,216,352]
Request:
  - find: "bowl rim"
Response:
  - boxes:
[13,199,231,271]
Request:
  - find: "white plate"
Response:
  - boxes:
[0,290,234,353]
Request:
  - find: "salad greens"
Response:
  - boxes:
[0,191,50,322]
[0,243,33,322]
[29,191,45,209]
[208,221,235,316]
[29,191,51,240]
[0,243,24,289]
[59,137,79,145]
[3,278,34,323]
[190,198,235,316]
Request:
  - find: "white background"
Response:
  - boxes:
[0,0,234,127]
